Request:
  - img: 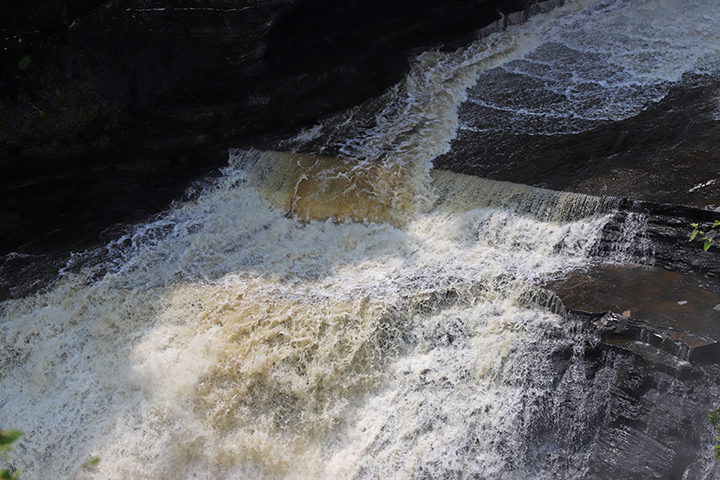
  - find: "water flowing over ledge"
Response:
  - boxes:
[2,0,720,477]
[0,0,567,257]
[2,148,717,478]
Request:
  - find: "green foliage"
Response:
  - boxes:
[0,43,121,160]
[0,468,20,480]
[0,430,22,455]
[0,430,23,480]
[83,456,101,468]
[690,220,720,251]
[711,408,720,461]
[17,56,31,71]
[0,429,100,478]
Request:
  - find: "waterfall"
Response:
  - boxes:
[0,147,628,479]
[2,0,720,478]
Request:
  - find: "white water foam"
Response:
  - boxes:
[0,148,614,479]
[461,0,720,135]
[4,0,716,477]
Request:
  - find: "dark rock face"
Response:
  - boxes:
[1,0,106,57]
[3,3,720,476]
[537,199,720,478]
[1,0,543,257]
[522,311,720,479]
[595,200,720,278]
[434,74,720,211]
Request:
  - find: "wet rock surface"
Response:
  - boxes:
[3,1,720,477]
[529,311,720,479]
[539,206,720,478]
[548,264,720,336]
[599,200,720,277]
[434,74,720,211]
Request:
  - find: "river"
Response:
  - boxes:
[1,0,720,478]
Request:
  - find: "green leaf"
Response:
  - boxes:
[0,431,23,459]
[0,431,23,448]
[0,468,20,480]
[710,407,720,425]
[83,456,101,468]
[690,230,698,242]
[17,56,31,71]
[705,242,712,252]
[0,430,23,478]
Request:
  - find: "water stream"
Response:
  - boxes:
[2,0,720,478]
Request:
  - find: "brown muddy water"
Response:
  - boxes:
[2,1,720,478]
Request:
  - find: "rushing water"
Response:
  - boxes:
[2,0,720,478]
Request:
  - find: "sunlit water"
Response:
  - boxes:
[2,0,720,478]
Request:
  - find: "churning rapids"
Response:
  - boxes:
[2,0,720,478]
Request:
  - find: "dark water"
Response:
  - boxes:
[437,76,720,209]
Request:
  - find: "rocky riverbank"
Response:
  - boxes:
[1,0,556,257]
